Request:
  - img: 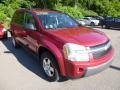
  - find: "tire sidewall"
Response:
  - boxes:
[12,37,19,48]
[40,52,59,82]
[105,25,110,29]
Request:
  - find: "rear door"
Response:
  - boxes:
[11,10,28,46]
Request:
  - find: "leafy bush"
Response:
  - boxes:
[81,9,98,16]
[55,4,98,18]
[0,11,7,22]
[0,0,35,28]
[0,0,120,28]
[55,4,84,18]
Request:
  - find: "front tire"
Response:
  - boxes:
[40,52,60,82]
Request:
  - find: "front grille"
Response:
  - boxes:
[90,40,112,59]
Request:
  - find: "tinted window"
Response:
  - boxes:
[25,13,36,28]
[24,13,36,28]
[12,11,25,25]
[106,17,114,22]
[84,18,89,20]
[115,18,120,22]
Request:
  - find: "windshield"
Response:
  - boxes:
[37,12,79,29]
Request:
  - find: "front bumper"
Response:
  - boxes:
[65,48,114,78]
[84,57,113,77]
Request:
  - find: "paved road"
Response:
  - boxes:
[0,28,120,90]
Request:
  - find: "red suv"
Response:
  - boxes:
[11,9,114,82]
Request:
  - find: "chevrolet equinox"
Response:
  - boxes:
[10,8,114,82]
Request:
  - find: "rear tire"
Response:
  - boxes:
[90,22,95,26]
[12,37,20,48]
[40,51,60,82]
[105,25,110,29]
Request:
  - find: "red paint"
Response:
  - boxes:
[65,48,114,78]
[48,27,108,46]
[11,9,114,78]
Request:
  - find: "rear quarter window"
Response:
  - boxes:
[12,11,25,25]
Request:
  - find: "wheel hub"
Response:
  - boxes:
[43,58,54,77]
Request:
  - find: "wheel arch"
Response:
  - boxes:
[37,42,66,76]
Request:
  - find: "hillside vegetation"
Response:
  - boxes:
[0,0,120,26]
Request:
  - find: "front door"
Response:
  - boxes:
[24,12,39,53]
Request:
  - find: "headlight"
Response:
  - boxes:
[63,43,90,62]
[2,28,7,32]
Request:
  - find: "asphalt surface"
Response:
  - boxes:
[0,28,120,90]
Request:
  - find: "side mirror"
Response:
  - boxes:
[24,23,36,30]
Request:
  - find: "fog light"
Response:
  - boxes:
[78,68,84,72]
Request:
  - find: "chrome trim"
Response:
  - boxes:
[90,40,112,58]
[90,40,111,52]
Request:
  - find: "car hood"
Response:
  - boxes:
[48,27,108,46]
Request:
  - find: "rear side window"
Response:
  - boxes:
[12,11,25,25]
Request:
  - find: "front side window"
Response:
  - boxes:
[36,12,79,30]
[84,18,89,20]
[24,13,36,30]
